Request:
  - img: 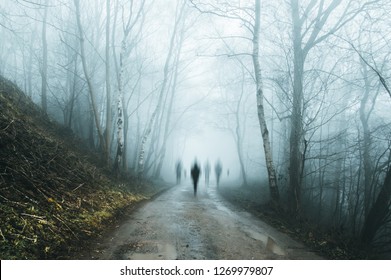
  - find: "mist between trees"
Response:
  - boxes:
[1,0,391,254]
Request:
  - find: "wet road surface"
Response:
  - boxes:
[94,182,322,260]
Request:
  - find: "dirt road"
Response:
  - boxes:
[92,182,322,260]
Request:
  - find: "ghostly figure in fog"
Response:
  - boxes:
[191,160,201,196]
[204,160,211,186]
[215,160,222,187]
[175,159,182,184]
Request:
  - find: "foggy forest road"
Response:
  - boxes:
[92,182,322,260]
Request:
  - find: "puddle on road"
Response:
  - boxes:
[117,241,177,260]
[246,229,285,256]
[265,237,285,256]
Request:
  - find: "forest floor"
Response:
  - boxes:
[217,182,370,259]
[0,76,171,259]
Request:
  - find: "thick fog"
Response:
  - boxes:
[1,0,391,248]
[0,0,269,182]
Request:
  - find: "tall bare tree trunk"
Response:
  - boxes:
[288,0,353,215]
[356,45,391,246]
[361,165,391,245]
[359,61,374,217]
[41,0,48,113]
[137,0,186,178]
[113,32,127,176]
[289,0,305,214]
[74,0,106,157]
[27,26,35,98]
[68,54,78,129]
[105,0,112,164]
[236,69,248,187]
[153,13,186,179]
[252,0,280,206]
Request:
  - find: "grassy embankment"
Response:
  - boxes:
[0,76,168,259]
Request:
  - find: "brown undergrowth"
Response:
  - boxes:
[0,76,166,259]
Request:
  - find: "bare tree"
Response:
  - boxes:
[190,0,280,205]
[287,0,377,215]
[40,0,49,113]
[252,0,279,204]
[137,0,186,177]
[349,39,391,246]
[112,0,147,175]
[74,0,107,160]
[219,66,249,187]
[105,0,113,164]
[153,24,185,179]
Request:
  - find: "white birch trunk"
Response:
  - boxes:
[252,0,280,205]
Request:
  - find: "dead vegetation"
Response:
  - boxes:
[217,183,369,260]
[0,76,165,259]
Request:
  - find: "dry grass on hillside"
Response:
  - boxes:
[0,77,165,259]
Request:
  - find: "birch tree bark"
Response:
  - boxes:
[113,0,147,174]
[253,0,279,205]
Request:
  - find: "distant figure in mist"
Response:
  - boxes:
[175,159,182,184]
[204,160,211,186]
[191,161,201,196]
[215,160,222,187]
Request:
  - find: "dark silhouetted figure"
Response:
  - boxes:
[204,160,211,186]
[215,160,222,187]
[175,159,182,184]
[191,161,201,196]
